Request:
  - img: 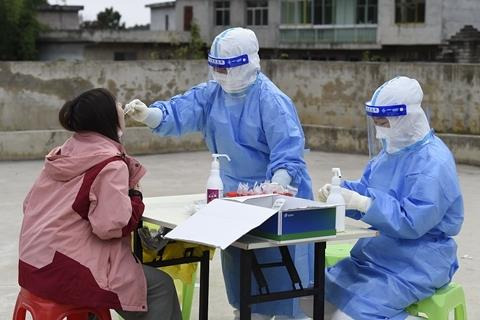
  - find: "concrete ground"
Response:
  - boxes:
[1,151,478,319]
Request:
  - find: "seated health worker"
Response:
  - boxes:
[316,76,464,320]
[18,88,181,320]
[125,27,313,319]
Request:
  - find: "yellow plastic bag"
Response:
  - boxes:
[141,224,215,284]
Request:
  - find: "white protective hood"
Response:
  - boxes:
[208,27,261,94]
[366,76,431,154]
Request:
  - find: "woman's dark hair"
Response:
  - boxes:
[59,88,120,142]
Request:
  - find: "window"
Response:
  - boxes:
[313,0,333,25]
[165,14,169,31]
[395,0,425,23]
[246,1,268,26]
[184,6,193,31]
[114,52,137,61]
[215,1,230,26]
[357,0,377,24]
[281,0,312,24]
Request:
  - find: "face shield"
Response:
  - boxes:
[366,104,407,157]
[208,54,252,93]
[365,76,431,157]
[208,27,261,94]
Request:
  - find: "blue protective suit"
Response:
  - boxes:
[326,131,464,320]
[150,72,313,316]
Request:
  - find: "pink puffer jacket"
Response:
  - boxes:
[19,132,148,311]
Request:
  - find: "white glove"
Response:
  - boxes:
[125,99,150,122]
[317,184,331,202]
[340,188,372,213]
[125,99,164,128]
[271,169,292,187]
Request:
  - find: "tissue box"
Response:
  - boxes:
[226,194,336,241]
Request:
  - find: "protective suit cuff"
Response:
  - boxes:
[144,107,164,129]
[360,189,383,223]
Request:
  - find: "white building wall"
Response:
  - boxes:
[377,0,442,45]
[175,0,211,40]
[177,0,279,48]
[248,0,281,49]
[442,0,480,40]
[36,11,81,30]
[150,7,176,31]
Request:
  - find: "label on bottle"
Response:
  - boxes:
[207,189,221,203]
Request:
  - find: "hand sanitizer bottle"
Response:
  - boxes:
[327,168,345,232]
[206,153,231,203]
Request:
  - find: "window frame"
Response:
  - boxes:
[313,0,334,25]
[356,0,377,24]
[395,0,425,24]
[215,1,231,26]
[246,0,269,26]
[281,0,313,25]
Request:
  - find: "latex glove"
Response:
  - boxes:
[125,99,150,122]
[340,188,372,213]
[317,184,331,202]
[271,169,292,187]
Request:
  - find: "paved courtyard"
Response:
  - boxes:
[1,150,478,319]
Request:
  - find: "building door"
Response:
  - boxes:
[184,6,193,31]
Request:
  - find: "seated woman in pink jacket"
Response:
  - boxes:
[18,88,181,320]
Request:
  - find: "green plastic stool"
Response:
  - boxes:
[406,282,467,320]
[325,243,354,267]
[325,244,468,320]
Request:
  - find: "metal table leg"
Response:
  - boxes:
[240,249,252,320]
[199,250,210,320]
[313,242,326,320]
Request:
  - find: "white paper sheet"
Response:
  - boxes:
[164,198,278,249]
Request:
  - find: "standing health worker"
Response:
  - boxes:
[126,27,313,319]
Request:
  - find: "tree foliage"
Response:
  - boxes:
[81,7,125,30]
[175,22,205,59]
[0,0,47,60]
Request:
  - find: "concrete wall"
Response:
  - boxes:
[37,30,190,61]
[270,61,480,135]
[36,11,81,30]
[151,7,177,31]
[0,60,479,164]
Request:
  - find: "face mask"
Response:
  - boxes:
[375,126,390,139]
[212,71,228,82]
[117,128,123,139]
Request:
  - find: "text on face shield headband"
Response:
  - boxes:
[365,104,408,117]
[208,54,249,68]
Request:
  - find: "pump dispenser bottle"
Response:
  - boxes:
[327,168,346,232]
[206,154,231,203]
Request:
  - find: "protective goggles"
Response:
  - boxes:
[207,54,249,68]
[365,104,407,117]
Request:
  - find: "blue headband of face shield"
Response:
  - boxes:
[365,104,407,117]
[207,54,249,68]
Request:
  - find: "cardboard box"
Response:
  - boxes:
[225,194,336,241]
